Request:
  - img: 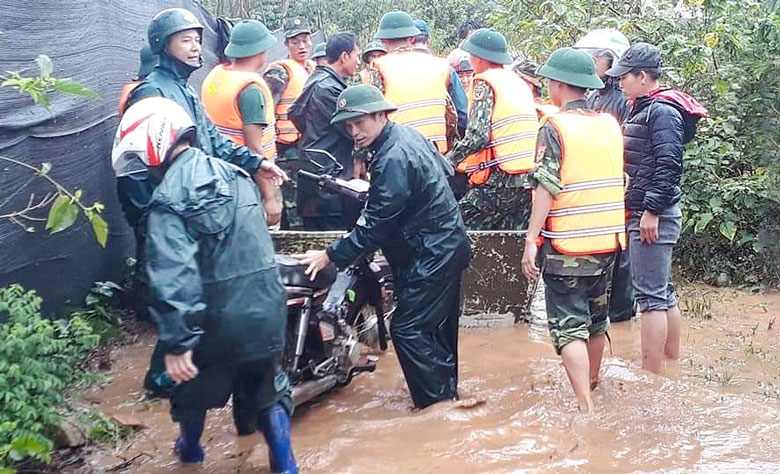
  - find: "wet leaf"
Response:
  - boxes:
[35,54,53,77]
[694,212,714,234]
[54,78,100,99]
[719,220,737,241]
[89,213,108,247]
[45,195,78,233]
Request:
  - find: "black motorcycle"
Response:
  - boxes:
[276,150,394,406]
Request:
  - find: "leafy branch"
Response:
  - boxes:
[0,156,107,246]
[0,54,106,246]
[0,55,99,109]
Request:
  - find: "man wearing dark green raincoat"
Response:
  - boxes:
[116,8,286,398]
[299,85,471,409]
[134,119,295,469]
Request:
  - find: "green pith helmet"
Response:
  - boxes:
[537,47,605,89]
[330,84,397,124]
[224,19,276,59]
[374,11,421,40]
[362,41,387,61]
[137,45,157,78]
[148,8,204,55]
[310,42,327,59]
[461,28,513,65]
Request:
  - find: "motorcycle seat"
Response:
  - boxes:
[275,254,337,290]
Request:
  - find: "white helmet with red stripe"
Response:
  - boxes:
[111,97,195,177]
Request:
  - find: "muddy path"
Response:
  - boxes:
[74,286,780,473]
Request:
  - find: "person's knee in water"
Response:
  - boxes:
[522,46,625,412]
[607,42,706,374]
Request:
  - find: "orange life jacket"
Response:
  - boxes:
[267,59,311,144]
[535,102,560,121]
[118,80,141,116]
[455,68,538,185]
[201,64,277,160]
[370,51,451,153]
[541,111,626,255]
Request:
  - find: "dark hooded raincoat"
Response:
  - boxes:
[145,147,287,421]
[326,122,471,409]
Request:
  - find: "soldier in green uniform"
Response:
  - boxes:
[263,17,314,230]
[521,48,625,413]
[445,28,538,230]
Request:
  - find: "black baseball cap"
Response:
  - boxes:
[606,42,661,77]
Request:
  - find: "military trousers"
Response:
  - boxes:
[391,271,463,409]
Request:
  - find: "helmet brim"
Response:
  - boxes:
[330,100,398,124]
[374,26,421,40]
[461,41,512,65]
[224,34,277,59]
[537,63,605,89]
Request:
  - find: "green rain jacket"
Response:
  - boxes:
[145,147,286,364]
[118,54,263,227]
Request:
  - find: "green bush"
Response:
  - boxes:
[488,0,780,285]
[205,0,780,285]
[0,285,99,469]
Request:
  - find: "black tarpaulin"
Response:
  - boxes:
[0,1,322,314]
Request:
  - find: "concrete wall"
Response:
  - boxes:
[271,230,533,328]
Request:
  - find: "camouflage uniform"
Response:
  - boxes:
[528,99,616,354]
[264,64,311,230]
[445,80,532,231]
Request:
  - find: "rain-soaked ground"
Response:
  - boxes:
[77,286,780,473]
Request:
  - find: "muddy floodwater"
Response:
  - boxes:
[79,287,780,473]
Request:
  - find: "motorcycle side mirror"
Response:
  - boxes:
[304,148,344,173]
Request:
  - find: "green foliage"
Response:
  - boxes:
[0,55,106,246]
[205,0,780,284]
[68,281,123,343]
[490,0,780,284]
[77,411,133,445]
[1,54,99,110]
[0,285,99,469]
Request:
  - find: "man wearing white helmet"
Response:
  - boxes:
[112,98,297,472]
[574,28,631,125]
[574,28,636,325]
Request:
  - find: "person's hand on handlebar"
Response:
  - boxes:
[295,249,332,281]
[254,160,289,186]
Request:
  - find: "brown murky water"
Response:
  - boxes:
[78,287,780,473]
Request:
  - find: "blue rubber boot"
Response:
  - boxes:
[174,420,205,464]
[259,403,297,474]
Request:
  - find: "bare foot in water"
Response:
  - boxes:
[454,397,486,409]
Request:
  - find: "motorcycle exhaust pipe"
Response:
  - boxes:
[292,375,338,407]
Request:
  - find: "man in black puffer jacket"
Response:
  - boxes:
[606,43,708,375]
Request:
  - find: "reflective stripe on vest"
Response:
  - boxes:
[267,59,310,144]
[201,64,277,160]
[118,80,141,116]
[372,51,450,153]
[540,111,626,255]
[455,68,538,185]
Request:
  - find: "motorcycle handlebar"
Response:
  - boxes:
[297,170,369,203]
